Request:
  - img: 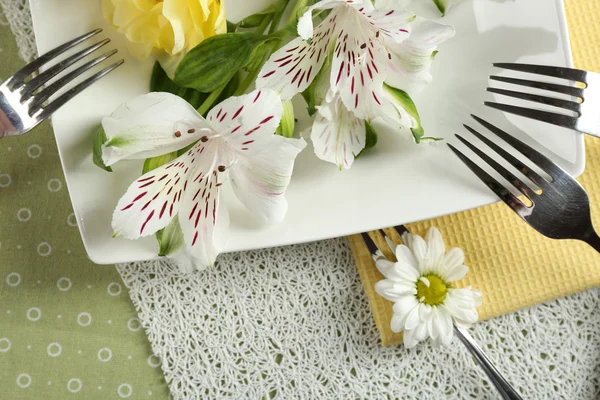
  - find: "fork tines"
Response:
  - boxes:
[448,115,564,217]
[6,28,123,120]
[485,63,596,132]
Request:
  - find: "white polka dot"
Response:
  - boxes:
[26,307,41,322]
[87,285,91,289]
[47,342,62,357]
[57,315,62,319]
[6,310,11,314]
[27,144,42,159]
[47,178,62,192]
[127,318,141,332]
[127,355,132,360]
[7,146,11,151]
[67,378,82,393]
[0,174,12,188]
[67,213,78,227]
[27,181,31,185]
[67,250,71,254]
[98,347,112,362]
[16,373,31,388]
[57,277,72,291]
[0,338,11,352]
[148,391,152,396]
[77,312,92,327]
[77,350,82,355]
[107,320,112,325]
[37,280,41,284]
[16,208,31,222]
[48,381,52,386]
[16,245,21,249]
[98,386,102,390]
[37,242,52,257]
[47,216,51,220]
[6,272,21,287]
[107,282,122,296]
[118,383,132,398]
[147,354,161,368]
[26,345,31,350]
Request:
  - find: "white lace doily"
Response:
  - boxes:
[6,3,600,399]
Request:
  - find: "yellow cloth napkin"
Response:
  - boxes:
[349,0,600,346]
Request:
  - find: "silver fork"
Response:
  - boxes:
[360,227,523,400]
[486,63,600,137]
[0,29,123,137]
[448,115,600,251]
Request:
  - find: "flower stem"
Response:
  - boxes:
[255,13,274,35]
[197,83,227,116]
[268,0,291,35]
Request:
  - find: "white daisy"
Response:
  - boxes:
[374,227,482,348]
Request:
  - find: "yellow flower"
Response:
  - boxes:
[103,0,226,75]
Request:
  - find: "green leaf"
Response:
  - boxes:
[150,62,208,109]
[226,20,237,33]
[357,121,378,158]
[92,125,112,172]
[157,217,185,257]
[432,0,448,15]
[235,5,276,29]
[174,32,272,92]
[142,152,178,175]
[382,83,438,144]
[276,100,295,138]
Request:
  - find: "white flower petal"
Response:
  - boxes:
[428,306,453,342]
[297,0,347,39]
[425,226,445,259]
[375,280,416,301]
[112,150,194,239]
[178,141,233,268]
[404,304,421,330]
[376,257,419,282]
[443,247,465,269]
[101,92,209,165]
[392,294,418,317]
[364,8,413,44]
[257,11,335,100]
[413,320,428,342]
[395,244,419,269]
[403,327,419,348]
[207,89,283,156]
[385,17,455,93]
[410,234,427,269]
[229,135,306,225]
[329,11,389,120]
[311,97,366,169]
[390,314,404,333]
[443,264,469,282]
[448,288,483,308]
[419,303,433,323]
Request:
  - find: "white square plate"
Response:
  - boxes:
[30,0,582,264]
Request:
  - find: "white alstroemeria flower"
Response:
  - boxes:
[258,0,453,169]
[374,227,482,348]
[258,0,415,120]
[101,89,306,269]
[311,95,365,169]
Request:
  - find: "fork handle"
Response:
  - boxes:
[583,230,600,253]
[454,325,524,400]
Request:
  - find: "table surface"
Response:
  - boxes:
[2,1,600,399]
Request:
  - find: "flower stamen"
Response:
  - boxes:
[416,274,447,306]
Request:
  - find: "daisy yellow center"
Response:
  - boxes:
[416,275,447,306]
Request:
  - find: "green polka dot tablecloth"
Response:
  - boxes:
[0,15,170,400]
